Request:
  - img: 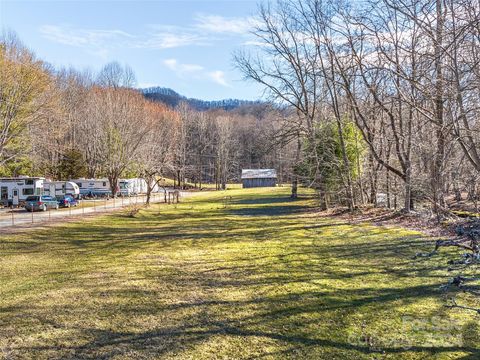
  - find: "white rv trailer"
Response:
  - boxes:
[0,177,45,207]
[43,181,80,199]
[70,179,112,197]
[72,178,153,197]
[119,178,152,196]
[119,179,135,196]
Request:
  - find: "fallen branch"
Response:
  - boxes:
[445,298,480,314]
[435,239,476,252]
[433,223,480,314]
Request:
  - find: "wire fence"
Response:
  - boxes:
[0,190,184,228]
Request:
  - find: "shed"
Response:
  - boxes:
[241,169,277,188]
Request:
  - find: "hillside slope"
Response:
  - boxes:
[141,86,261,110]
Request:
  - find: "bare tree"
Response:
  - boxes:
[234,1,325,202]
[89,88,150,197]
[0,31,55,167]
[214,114,238,190]
[138,101,179,205]
[97,61,136,89]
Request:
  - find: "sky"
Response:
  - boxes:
[0,0,266,101]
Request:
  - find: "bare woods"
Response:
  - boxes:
[0,34,292,200]
[236,0,480,216]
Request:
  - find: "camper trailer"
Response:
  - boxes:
[71,178,151,198]
[0,177,45,207]
[119,178,150,196]
[70,179,112,198]
[119,179,135,196]
[43,181,80,199]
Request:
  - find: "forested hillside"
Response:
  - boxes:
[142,86,261,110]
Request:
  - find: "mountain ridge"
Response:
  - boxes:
[141,86,262,111]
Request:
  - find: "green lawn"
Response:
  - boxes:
[0,187,479,359]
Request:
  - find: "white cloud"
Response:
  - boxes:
[39,25,135,59]
[40,12,258,56]
[40,24,211,55]
[208,70,230,87]
[138,32,209,49]
[40,25,133,47]
[163,59,230,88]
[163,58,178,70]
[194,14,256,34]
[163,58,204,74]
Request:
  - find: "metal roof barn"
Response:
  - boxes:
[241,169,277,188]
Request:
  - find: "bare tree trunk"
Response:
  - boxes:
[291,133,301,199]
[198,158,202,190]
[108,175,118,198]
[318,181,328,211]
[335,118,355,211]
[432,0,446,216]
[146,184,152,206]
[355,130,365,205]
[404,163,413,212]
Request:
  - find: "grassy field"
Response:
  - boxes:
[0,187,479,359]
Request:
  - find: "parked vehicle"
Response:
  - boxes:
[56,195,78,208]
[0,177,45,207]
[44,181,80,199]
[70,179,112,198]
[24,195,59,212]
[119,178,151,196]
[72,177,154,197]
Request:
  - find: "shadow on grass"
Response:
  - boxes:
[1,188,478,359]
[12,299,480,359]
[229,204,310,217]
[232,196,302,205]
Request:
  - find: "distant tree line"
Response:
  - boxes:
[0,31,295,202]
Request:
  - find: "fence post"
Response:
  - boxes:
[31,208,34,223]
[11,209,14,226]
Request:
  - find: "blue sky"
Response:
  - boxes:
[0,0,266,100]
